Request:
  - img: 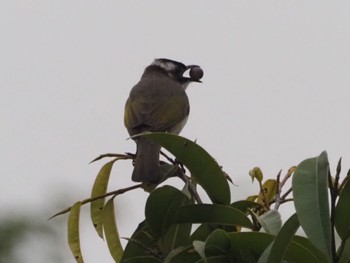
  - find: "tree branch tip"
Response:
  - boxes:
[89,153,131,164]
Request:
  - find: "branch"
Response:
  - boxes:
[177,170,203,204]
[274,167,295,210]
[49,184,142,220]
[89,153,133,164]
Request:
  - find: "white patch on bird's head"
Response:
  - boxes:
[152,59,178,72]
[149,58,191,89]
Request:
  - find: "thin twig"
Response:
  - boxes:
[274,170,282,210]
[123,237,161,259]
[89,153,132,164]
[281,187,292,200]
[280,166,296,187]
[160,150,176,165]
[160,151,203,204]
[177,170,202,204]
[49,184,142,219]
[273,167,295,210]
[278,198,294,204]
[334,157,342,194]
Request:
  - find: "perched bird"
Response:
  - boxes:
[124,58,203,185]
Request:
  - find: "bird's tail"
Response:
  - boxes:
[132,137,161,184]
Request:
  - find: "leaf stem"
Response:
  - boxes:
[49,184,142,219]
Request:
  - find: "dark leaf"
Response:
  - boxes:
[335,177,350,240]
[175,204,253,229]
[145,186,190,237]
[142,132,230,205]
[292,151,332,261]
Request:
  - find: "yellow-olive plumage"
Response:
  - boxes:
[124,58,202,184]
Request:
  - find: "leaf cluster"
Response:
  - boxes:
[52,133,350,263]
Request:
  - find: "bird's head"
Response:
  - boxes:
[143,58,203,89]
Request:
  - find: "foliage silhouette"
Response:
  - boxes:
[53,133,350,263]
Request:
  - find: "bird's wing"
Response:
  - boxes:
[124,78,189,135]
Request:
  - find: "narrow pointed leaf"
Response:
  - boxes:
[175,204,253,229]
[68,202,84,263]
[292,151,332,261]
[102,198,123,262]
[142,132,230,205]
[163,245,201,263]
[228,232,325,263]
[258,242,273,263]
[335,178,350,240]
[90,159,116,238]
[230,200,262,214]
[193,241,206,260]
[292,236,329,263]
[258,213,299,263]
[338,238,350,263]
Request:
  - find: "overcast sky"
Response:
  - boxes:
[2,1,350,262]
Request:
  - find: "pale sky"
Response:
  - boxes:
[1,1,350,262]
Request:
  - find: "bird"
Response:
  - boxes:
[124,58,203,185]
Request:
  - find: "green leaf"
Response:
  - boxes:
[175,204,253,229]
[102,198,123,262]
[158,191,193,256]
[246,195,258,202]
[163,245,200,263]
[292,151,332,262]
[335,177,350,240]
[258,242,273,263]
[228,232,325,263]
[228,232,274,262]
[193,241,206,260]
[338,237,350,263]
[249,167,263,182]
[230,200,262,214]
[258,213,299,263]
[145,186,190,237]
[257,209,282,235]
[292,236,329,263]
[258,179,277,204]
[159,220,192,257]
[190,224,213,242]
[205,229,231,257]
[142,132,230,205]
[90,159,116,238]
[121,221,161,262]
[68,202,84,263]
